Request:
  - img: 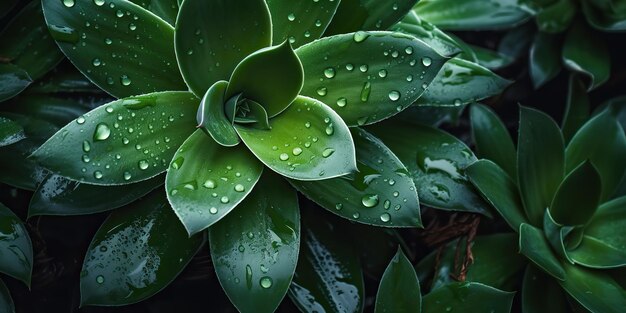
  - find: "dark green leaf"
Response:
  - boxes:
[235,96,357,181]
[324,0,418,35]
[0,64,31,102]
[416,58,511,107]
[529,32,562,89]
[396,104,467,128]
[562,75,590,143]
[550,161,601,226]
[498,22,534,61]
[24,67,101,94]
[581,0,626,32]
[80,190,204,306]
[196,81,240,146]
[226,41,304,117]
[2,94,92,127]
[166,130,263,235]
[518,223,566,280]
[559,262,626,313]
[391,11,463,57]
[369,120,490,215]
[241,99,271,130]
[265,0,341,48]
[522,265,568,313]
[566,108,626,201]
[517,106,564,226]
[422,282,515,313]
[413,0,531,30]
[562,19,610,90]
[375,248,420,313]
[288,210,364,313]
[470,45,514,70]
[535,0,576,33]
[291,128,421,227]
[0,279,14,313]
[467,160,527,230]
[0,0,19,19]
[297,31,447,126]
[175,0,271,97]
[0,116,25,147]
[209,173,299,313]
[33,92,198,185]
[42,0,186,98]
[29,174,162,217]
[128,0,179,26]
[0,202,33,286]
[543,209,574,263]
[470,103,517,179]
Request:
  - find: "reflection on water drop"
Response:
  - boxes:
[260,276,273,289]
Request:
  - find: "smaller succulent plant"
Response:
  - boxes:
[465,103,626,312]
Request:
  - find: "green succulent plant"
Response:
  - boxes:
[464,103,626,312]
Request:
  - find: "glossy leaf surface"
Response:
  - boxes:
[0,116,25,147]
[422,282,514,313]
[375,248,420,313]
[550,161,601,226]
[33,92,198,185]
[535,0,576,33]
[470,104,517,179]
[471,45,514,70]
[196,81,240,146]
[265,0,340,48]
[0,64,31,102]
[166,130,263,235]
[0,279,14,313]
[0,203,32,286]
[562,75,590,143]
[175,0,272,97]
[236,96,356,181]
[297,31,446,126]
[325,0,418,35]
[391,11,462,57]
[42,0,186,98]
[562,19,610,91]
[413,0,531,30]
[530,32,562,89]
[522,265,568,313]
[128,0,179,26]
[80,190,204,306]
[209,173,299,313]
[559,262,626,313]
[291,128,421,227]
[519,223,566,280]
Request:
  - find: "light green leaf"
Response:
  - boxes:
[80,190,204,306]
[562,74,590,143]
[0,279,14,313]
[235,96,356,181]
[522,265,568,313]
[196,81,240,146]
[42,0,186,98]
[0,64,31,102]
[209,172,299,313]
[529,32,562,89]
[0,203,33,287]
[517,106,565,226]
[128,0,179,26]
[32,92,198,186]
[559,262,626,313]
[265,0,341,48]
[416,58,511,107]
[291,128,421,227]
[550,161,601,226]
[297,31,447,126]
[422,282,515,313]
[165,130,263,235]
[368,120,490,215]
[175,0,272,97]
[562,19,610,91]
[470,103,517,179]
[519,223,566,280]
[0,116,25,147]
[535,0,576,33]
[391,11,463,57]
[375,248,421,313]
[226,41,304,117]
[325,0,418,35]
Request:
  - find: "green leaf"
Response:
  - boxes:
[196,81,240,147]
[562,19,610,91]
[559,262,626,313]
[416,58,511,107]
[165,130,263,235]
[467,160,527,231]
[241,99,271,130]
[413,0,532,30]
[535,0,576,33]
[42,0,186,98]
[0,1,64,81]
[543,209,574,263]
[422,282,515,313]
[566,108,626,201]
[175,0,272,97]
[518,223,566,280]
[291,128,421,227]
[128,0,179,26]
[226,41,304,118]
[0,116,25,147]
[470,45,514,70]
[0,0,19,19]
[0,64,31,102]
[2,94,92,127]
[391,11,463,57]
[235,96,356,181]
[0,279,14,313]
[265,0,341,48]
[0,202,33,286]
[396,104,467,128]
[522,265,568,313]
[517,106,565,226]
[297,31,447,126]
[288,210,364,313]
[567,196,626,268]
[29,174,162,217]
[562,74,591,143]
[375,248,420,313]
[581,0,626,32]
[529,32,562,89]
[470,103,517,179]
[80,190,204,306]
[32,91,198,186]
[368,120,490,215]
[498,22,534,61]
[209,172,299,313]
[324,0,418,35]
[550,161,601,226]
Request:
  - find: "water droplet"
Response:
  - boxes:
[210,207,218,214]
[93,123,111,141]
[116,9,124,17]
[260,276,273,289]
[405,46,414,55]
[361,194,379,207]
[380,213,391,222]
[292,147,303,156]
[96,275,104,284]
[138,160,149,170]
[325,123,334,135]
[378,69,388,78]
[324,67,335,79]
[336,97,347,107]
[105,38,112,45]
[287,13,296,21]
[352,212,360,219]
[203,179,216,189]
[388,90,401,101]
[322,148,335,158]
[220,196,229,203]
[383,200,391,209]
[406,75,413,82]
[246,265,253,289]
[353,31,369,43]
[234,184,245,192]
[279,153,289,161]
[120,75,131,86]
[359,64,368,72]
[76,116,86,124]
[82,155,90,163]
[92,58,101,66]
[422,57,432,67]
[129,23,137,31]
[62,0,75,7]
[82,140,91,152]
[454,99,462,106]
[94,171,103,179]
[94,0,105,6]
[360,82,371,102]
[49,25,79,43]
[123,171,132,181]
[171,157,184,169]
[335,203,343,210]
[346,63,354,71]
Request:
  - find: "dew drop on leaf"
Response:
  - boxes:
[93,123,111,141]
